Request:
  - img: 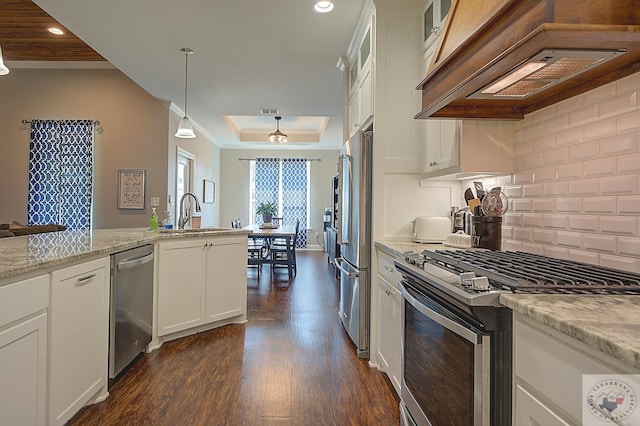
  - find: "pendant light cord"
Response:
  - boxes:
[181,48,193,118]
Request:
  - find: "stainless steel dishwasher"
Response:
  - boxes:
[109,244,154,379]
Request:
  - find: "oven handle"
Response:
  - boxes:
[400,282,480,344]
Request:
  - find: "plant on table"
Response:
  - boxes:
[256,202,277,223]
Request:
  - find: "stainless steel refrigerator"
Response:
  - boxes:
[335,125,372,359]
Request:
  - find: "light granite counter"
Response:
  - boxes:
[501,294,640,370]
[0,227,249,282]
[374,240,447,258]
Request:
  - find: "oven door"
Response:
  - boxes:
[400,281,490,426]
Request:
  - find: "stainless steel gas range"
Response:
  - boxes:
[394,249,640,426]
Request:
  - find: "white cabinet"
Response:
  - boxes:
[0,274,48,426]
[49,257,110,426]
[513,314,640,425]
[421,120,515,179]
[157,236,247,337]
[376,250,403,395]
[347,19,374,136]
[422,0,452,51]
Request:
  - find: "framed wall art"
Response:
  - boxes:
[118,169,146,209]
[203,179,215,203]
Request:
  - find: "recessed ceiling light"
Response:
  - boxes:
[313,0,334,13]
[48,27,64,35]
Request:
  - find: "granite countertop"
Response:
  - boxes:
[501,294,640,370]
[375,240,447,257]
[0,227,249,281]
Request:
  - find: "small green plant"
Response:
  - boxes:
[256,202,277,216]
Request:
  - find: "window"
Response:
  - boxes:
[250,158,310,247]
[28,120,95,229]
[175,148,195,225]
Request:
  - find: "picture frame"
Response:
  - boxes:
[118,169,146,209]
[203,179,215,203]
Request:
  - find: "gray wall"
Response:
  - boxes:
[219,148,340,246]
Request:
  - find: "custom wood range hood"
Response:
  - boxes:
[415,0,640,120]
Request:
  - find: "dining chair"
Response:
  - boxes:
[270,219,299,279]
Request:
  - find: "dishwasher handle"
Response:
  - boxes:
[117,252,154,271]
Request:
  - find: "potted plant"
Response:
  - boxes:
[256,202,277,224]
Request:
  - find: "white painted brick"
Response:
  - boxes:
[555,127,583,147]
[600,255,638,274]
[513,157,525,171]
[583,83,617,106]
[502,240,523,251]
[584,234,616,253]
[600,175,637,195]
[523,184,544,197]
[522,243,545,255]
[556,162,583,180]
[531,105,558,123]
[496,175,514,186]
[505,213,523,226]
[616,72,640,96]
[557,231,583,248]
[502,225,514,239]
[544,181,569,196]
[556,198,582,213]
[583,118,617,142]
[568,140,599,161]
[543,214,568,229]
[542,147,569,166]
[504,185,523,198]
[533,166,556,182]
[600,216,638,236]
[533,199,555,212]
[583,196,617,214]
[569,179,598,196]
[522,152,544,170]
[520,123,543,141]
[524,214,544,227]
[532,136,555,152]
[533,229,556,244]
[555,95,584,115]
[514,140,533,157]
[617,109,640,134]
[513,170,534,184]
[618,153,640,174]
[543,245,569,260]
[543,114,569,135]
[583,157,616,177]
[618,195,640,214]
[569,215,599,232]
[512,199,533,212]
[514,227,532,241]
[618,237,640,257]
[568,249,599,265]
[568,104,599,127]
[600,133,637,157]
[600,92,637,119]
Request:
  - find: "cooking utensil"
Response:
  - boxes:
[473,181,485,200]
[481,187,508,216]
[464,188,474,205]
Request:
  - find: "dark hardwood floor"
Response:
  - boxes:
[69,250,400,425]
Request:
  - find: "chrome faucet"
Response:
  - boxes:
[178,192,201,229]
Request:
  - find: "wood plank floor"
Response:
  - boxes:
[69,250,400,425]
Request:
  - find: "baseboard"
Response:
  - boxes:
[299,244,324,251]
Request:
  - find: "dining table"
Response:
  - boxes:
[242,224,297,279]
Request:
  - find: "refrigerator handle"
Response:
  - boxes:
[335,257,358,278]
[337,154,351,245]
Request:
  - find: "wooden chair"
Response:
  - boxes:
[270,219,299,280]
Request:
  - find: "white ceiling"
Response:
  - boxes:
[32,0,366,150]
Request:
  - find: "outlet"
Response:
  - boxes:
[150,197,160,207]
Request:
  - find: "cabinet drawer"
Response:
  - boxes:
[0,275,48,328]
[515,384,570,426]
[377,251,402,286]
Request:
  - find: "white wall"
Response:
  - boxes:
[219,148,340,246]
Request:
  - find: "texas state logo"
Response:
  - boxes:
[583,375,640,425]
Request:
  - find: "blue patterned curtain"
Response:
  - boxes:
[28,120,94,230]
[254,158,279,224]
[282,159,308,247]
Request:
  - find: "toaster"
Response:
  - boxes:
[411,216,451,243]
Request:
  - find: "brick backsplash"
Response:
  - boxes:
[469,72,640,273]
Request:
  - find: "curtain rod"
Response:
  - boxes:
[238,157,321,162]
[22,119,103,133]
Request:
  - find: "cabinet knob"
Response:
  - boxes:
[431,27,439,34]
[384,265,395,273]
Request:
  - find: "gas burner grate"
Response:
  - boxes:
[424,250,640,295]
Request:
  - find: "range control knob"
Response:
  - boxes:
[471,276,490,291]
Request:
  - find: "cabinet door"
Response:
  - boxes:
[516,385,571,426]
[0,313,47,426]
[377,275,402,395]
[49,257,109,426]
[205,237,247,323]
[157,239,206,336]
[423,119,459,173]
[348,90,360,136]
[359,63,373,126]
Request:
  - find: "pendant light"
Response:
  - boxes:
[0,46,9,76]
[175,48,195,138]
[268,116,288,144]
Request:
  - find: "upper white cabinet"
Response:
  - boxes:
[0,274,48,426]
[347,18,374,136]
[422,0,451,51]
[422,120,515,179]
[157,235,247,338]
[49,257,110,426]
